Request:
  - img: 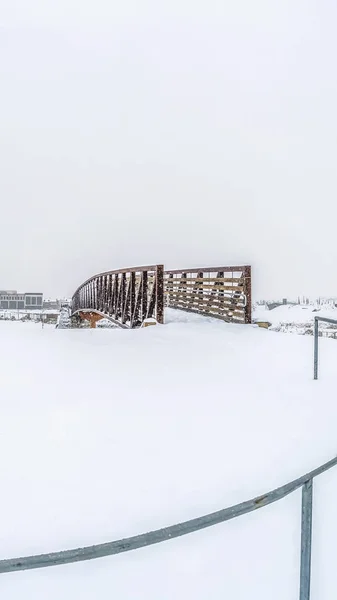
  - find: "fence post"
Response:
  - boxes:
[314,317,319,380]
[299,479,313,600]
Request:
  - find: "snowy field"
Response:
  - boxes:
[1,310,337,599]
[254,303,337,326]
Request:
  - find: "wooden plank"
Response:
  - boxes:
[169,299,245,315]
[165,282,243,289]
[169,300,245,313]
[168,293,244,308]
[166,282,244,292]
[164,277,243,284]
[167,303,245,315]
[166,288,244,295]
[171,310,245,322]
[166,284,244,293]
[165,266,249,275]
[172,309,245,320]
[166,291,243,304]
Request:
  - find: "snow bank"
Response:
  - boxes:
[1,314,337,599]
[254,303,337,326]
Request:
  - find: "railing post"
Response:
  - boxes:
[244,265,252,324]
[299,479,313,600]
[155,265,164,324]
[314,317,319,380]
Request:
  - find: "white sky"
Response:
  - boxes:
[1,0,336,299]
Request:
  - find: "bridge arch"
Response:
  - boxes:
[71,265,164,329]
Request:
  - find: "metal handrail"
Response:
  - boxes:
[314,316,337,379]
[1,455,337,600]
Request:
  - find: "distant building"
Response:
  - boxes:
[0,290,43,310]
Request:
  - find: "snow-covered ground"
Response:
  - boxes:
[254,303,337,326]
[1,310,337,599]
[0,309,60,321]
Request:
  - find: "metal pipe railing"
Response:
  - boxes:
[314,316,337,379]
[1,455,337,600]
[299,479,313,600]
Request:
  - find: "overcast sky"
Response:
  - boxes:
[1,0,336,299]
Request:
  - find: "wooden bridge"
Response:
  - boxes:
[71,264,251,328]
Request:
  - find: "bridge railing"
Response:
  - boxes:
[72,264,252,328]
[164,265,252,324]
[1,454,336,600]
[72,265,164,328]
